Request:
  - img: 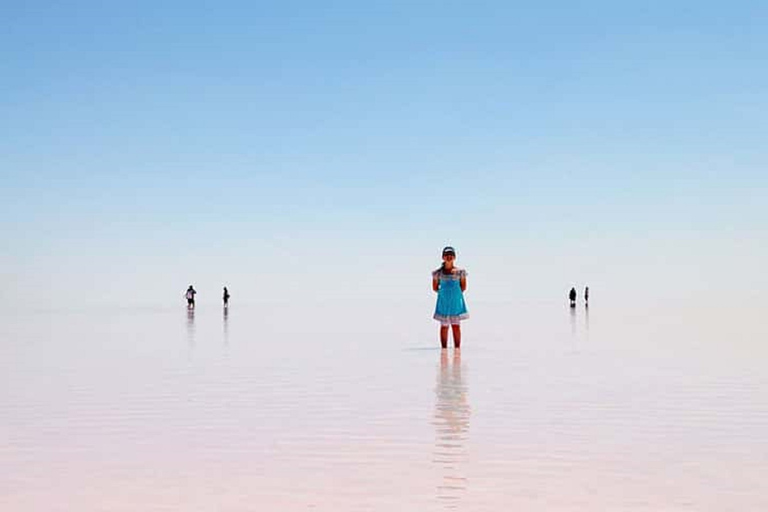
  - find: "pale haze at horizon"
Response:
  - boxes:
[2,1,766,312]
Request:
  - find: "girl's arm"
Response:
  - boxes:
[460,274,467,292]
[432,275,440,292]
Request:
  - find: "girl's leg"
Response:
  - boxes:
[440,326,449,349]
[451,324,461,349]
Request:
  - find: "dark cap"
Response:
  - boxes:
[442,246,456,256]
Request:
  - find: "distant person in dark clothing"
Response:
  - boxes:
[569,287,577,307]
[584,286,589,306]
[185,285,197,309]
[223,286,230,308]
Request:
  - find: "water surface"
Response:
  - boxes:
[1,299,766,510]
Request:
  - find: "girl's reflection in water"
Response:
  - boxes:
[433,350,470,508]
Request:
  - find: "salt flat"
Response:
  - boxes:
[1,298,766,511]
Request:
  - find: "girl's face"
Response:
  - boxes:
[443,254,455,266]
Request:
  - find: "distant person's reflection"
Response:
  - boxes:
[569,304,577,337]
[584,301,589,337]
[186,308,196,349]
[223,305,229,346]
[433,350,470,508]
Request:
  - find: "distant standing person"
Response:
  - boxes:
[584,286,589,306]
[185,285,197,309]
[223,286,230,308]
[569,287,577,307]
[432,246,469,349]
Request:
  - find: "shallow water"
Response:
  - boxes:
[1,300,766,511]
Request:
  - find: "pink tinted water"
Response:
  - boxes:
[1,299,766,511]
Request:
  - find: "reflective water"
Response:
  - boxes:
[1,300,766,511]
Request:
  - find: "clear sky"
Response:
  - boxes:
[2,1,766,310]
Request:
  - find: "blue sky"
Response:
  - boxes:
[2,1,766,308]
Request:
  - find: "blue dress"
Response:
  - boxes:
[433,268,469,323]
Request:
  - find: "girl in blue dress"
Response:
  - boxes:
[432,246,469,349]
